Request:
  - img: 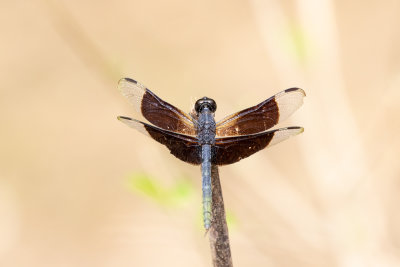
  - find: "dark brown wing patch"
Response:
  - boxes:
[119,78,197,135]
[213,127,303,165]
[118,116,201,165]
[216,88,305,136]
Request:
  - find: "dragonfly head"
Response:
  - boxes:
[195,97,217,114]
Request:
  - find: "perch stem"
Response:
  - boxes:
[208,165,233,267]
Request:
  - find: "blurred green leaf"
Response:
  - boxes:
[127,172,193,208]
[284,22,309,63]
[169,179,192,205]
[128,172,238,230]
[225,210,237,229]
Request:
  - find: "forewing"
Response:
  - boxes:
[213,126,303,165]
[118,78,197,135]
[118,116,201,165]
[216,88,305,136]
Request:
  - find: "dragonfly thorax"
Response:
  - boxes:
[197,105,216,145]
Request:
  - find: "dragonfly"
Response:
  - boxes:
[117,78,305,229]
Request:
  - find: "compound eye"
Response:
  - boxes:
[208,99,217,112]
[194,99,203,113]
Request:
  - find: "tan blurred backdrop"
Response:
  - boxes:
[1,0,400,266]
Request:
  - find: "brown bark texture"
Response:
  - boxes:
[208,165,233,267]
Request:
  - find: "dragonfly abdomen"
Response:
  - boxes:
[201,144,212,229]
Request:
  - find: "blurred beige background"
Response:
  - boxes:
[1,0,400,266]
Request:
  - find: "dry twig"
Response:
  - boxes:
[208,165,233,267]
